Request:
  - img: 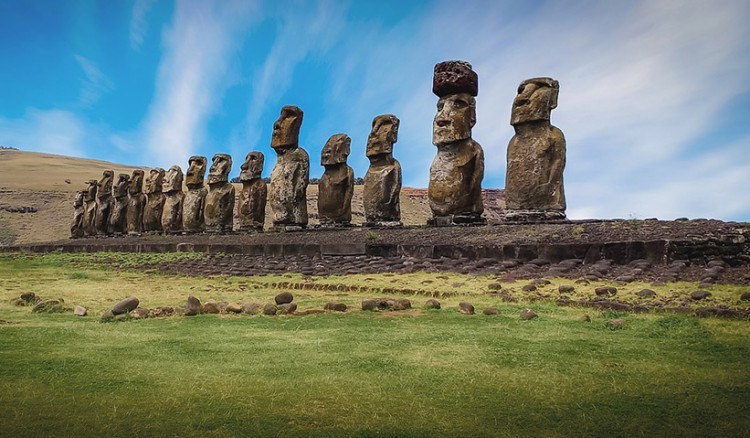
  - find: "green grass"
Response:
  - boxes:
[0,253,749,437]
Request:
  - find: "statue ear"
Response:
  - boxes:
[548,86,559,110]
[470,97,477,128]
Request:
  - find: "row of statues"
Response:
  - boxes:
[71,60,566,237]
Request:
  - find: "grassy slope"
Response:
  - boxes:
[1,254,749,437]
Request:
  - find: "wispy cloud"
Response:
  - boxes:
[75,55,114,107]
[140,0,259,168]
[0,109,86,157]
[129,0,158,51]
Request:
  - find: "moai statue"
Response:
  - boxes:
[70,190,86,238]
[183,156,208,233]
[427,61,485,226]
[161,165,184,234]
[94,170,114,235]
[268,106,309,231]
[109,173,130,235]
[143,168,166,233]
[237,151,266,232]
[504,77,566,221]
[204,154,235,233]
[363,114,402,227]
[318,134,354,226]
[126,169,146,234]
[83,180,98,236]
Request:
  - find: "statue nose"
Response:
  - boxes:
[436,119,450,127]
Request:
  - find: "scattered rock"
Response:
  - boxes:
[425,299,441,309]
[361,299,379,311]
[274,292,294,305]
[520,308,537,320]
[186,295,202,316]
[100,309,114,322]
[203,301,220,314]
[575,278,590,285]
[225,303,243,314]
[483,307,499,315]
[636,289,656,298]
[19,292,39,304]
[112,297,139,315]
[392,299,412,310]
[606,319,625,330]
[558,285,575,294]
[278,303,297,314]
[74,305,87,317]
[32,299,66,313]
[242,302,261,314]
[324,302,347,312]
[521,284,537,292]
[131,308,149,319]
[579,314,591,322]
[532,279,552,286]
[740,292,750,302]
[487,283,502,291]
[263,303,278,315]
[690,290,712,301]
[458,301,475,315]
[149,306,174,317]
[595,286,617,297]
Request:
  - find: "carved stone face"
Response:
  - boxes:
[271,106,303,152]
[208,154,231,184]
[144,168,165,194]
[186,156,207,188]
[129,170,144,195]
[74,190,85,207]
[113,174,130,198]
[84,180,98,202]
[240,152,264,181]
[511,78,559,125]
[367,115,399,158]
[321,134,350,166]
[432,93,476,146]
[97,170,114,199]
[164,165,183,193]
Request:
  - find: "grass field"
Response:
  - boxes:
[1,253,749,437]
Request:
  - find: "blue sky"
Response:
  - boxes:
[1,0,749,221]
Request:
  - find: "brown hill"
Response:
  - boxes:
[0,149,504,245]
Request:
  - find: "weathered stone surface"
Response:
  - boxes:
[109,173,130,234]
[278,302,297,314]
[203,301,220,314]
[364,114,402,226]
[595,286,618,297]
[636,289,657,298]
[183,156,208,233]
[428,61,484,225]
[558,285,575,293]
[70,190,86,238]
[126,170,146,234]
[204,154,235,233]
[225,303,243,314]
[458,301,475,315]
[505,77,566,221]
[83,179,98,236]
[425,298,441,309]
[274,291,294,305]
[269,106,309,228]
[520,308,538,320]
[237,151,267,232]
[143,168,166,232]
[741,291,750,302]
[318,134,354,225]
[242,302,261,314]
[131,308,149,319]
[324,302,347,312]
[94,170,114,235]
[361,299,378,311]
[691,290,712,300]
[32,299,66,313]
[186,295,201,316]
[483,307,499,315]
[522,284,537,292]
[74,305,87,316]
[161,165,184,234]
[393,298,412,310]
[262,303,278,315]
[112,297,139,315]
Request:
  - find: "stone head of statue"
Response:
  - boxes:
[113,173,130,198]
[84,180,98,202]
[511,77,559,126]
[366,114,399,158]
[432,61,478,147]
[185,156,207,188]
[240,151,264,181]
[208,154,231,185]
[321,134,350,166]
[144,168,165,195]
[74,190,85,208]
[129,169,144,195]
[271,105,303,153]
[97,170,114,199]
[164,165,184,193]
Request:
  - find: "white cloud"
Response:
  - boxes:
[129,0,158,51]
[0,109,86,157]
[75,55,114,107]
[140,0,259,168]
